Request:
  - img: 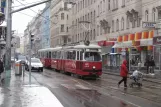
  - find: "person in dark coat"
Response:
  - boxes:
[149,56,155,73]
[0,59,4,75]
[144,58,150,74]
[118,60,128,88]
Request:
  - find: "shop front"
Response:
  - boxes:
[98,39,118,70]
[153,36,161,70]
[113,30,154,71]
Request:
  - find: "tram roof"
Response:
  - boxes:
[38,47,62,52]
[73,44,101,49]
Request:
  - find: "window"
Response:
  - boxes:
[97,25,100,36]
[122,0,125,7]
[103,0,105,12]
[152,8,156,22]
[91,12,93,22]
[100,26,102,35]
[88,13,90,21]
[127,16,130,29]
[61,25,64,32]
[108,0,110,10]
[145,10,149,21]
[137,17,141,27]
[100,1,102,13]
[98,5,100,16]
[116,19,119,31]
[78,34,79,42]
[112,20,114,32]
[67,15,68,20]
[83,0,84,8]
[121,17,124,30]
[93,29,96,40]
[90,30,92,40]
[94,11,96,22]
[116,0,118,8]
[84,52,101,61]
[77,51,80,60]
[61,13,64,20]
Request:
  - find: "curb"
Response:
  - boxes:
[103,72,161,84]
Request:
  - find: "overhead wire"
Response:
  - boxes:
[15,0,57,25]
[14,0,59,36]
[16,0,160,36]
[12,1,46,8]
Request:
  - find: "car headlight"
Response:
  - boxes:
[93,66,96,69]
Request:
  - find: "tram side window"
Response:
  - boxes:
[64,52,67,59]
[67,52,70,59]
[49,52,51,58]
[52,52,56,58]
[77,51,80,60]
[80,51,83,60]
[44,52,48,58]
[72,51,76,60]
[57,51,61,59]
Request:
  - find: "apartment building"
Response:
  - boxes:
[71,0,161,68]
[50,0,72,47]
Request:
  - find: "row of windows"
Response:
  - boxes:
[61,13,69,20]
[72,29,96,43]
[60,25,68,32]
[39,51,83,60]
[73,8,158,36]
[73,0,126,15]
[73,0,96,14]
[145,8,157,22]
[73,10,96,27]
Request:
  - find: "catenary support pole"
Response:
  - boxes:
[28,29,31,85]
[5,0,51,78]
[5,0,12,78]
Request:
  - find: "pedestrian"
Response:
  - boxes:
[138,60,142,71]
[0,58,4,82]
[150,56,155,73]
[144,58,150,74]
[118,60,128,88]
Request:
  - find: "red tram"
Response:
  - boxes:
[38,44,102,78]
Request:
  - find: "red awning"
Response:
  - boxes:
[98,41,115,46]
[98,41,106,46]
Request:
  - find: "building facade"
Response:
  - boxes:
[42,3,51,48]
[70,0,161,70]
[50,0,72,47]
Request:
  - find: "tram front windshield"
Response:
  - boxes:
[85,52,101,61]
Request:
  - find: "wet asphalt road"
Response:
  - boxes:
[29,69,161,107]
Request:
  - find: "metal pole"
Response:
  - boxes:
[28,27,32,85]
[5,0,12,78]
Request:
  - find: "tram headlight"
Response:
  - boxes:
[93,66,96,69]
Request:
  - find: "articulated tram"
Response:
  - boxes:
[38,44,102,78]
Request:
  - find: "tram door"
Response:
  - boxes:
[57,51,62,70]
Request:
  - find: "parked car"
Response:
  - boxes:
[25,58,43,72]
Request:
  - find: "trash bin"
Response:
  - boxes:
[15,60,22,75]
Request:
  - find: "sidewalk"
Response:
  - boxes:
[0,69,64,107]
[103,69,161,84]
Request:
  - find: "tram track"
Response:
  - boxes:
[33,69,161,105]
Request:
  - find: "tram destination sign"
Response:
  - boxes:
[142,22,156,28]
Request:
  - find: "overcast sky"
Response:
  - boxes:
[12,0,45,35]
